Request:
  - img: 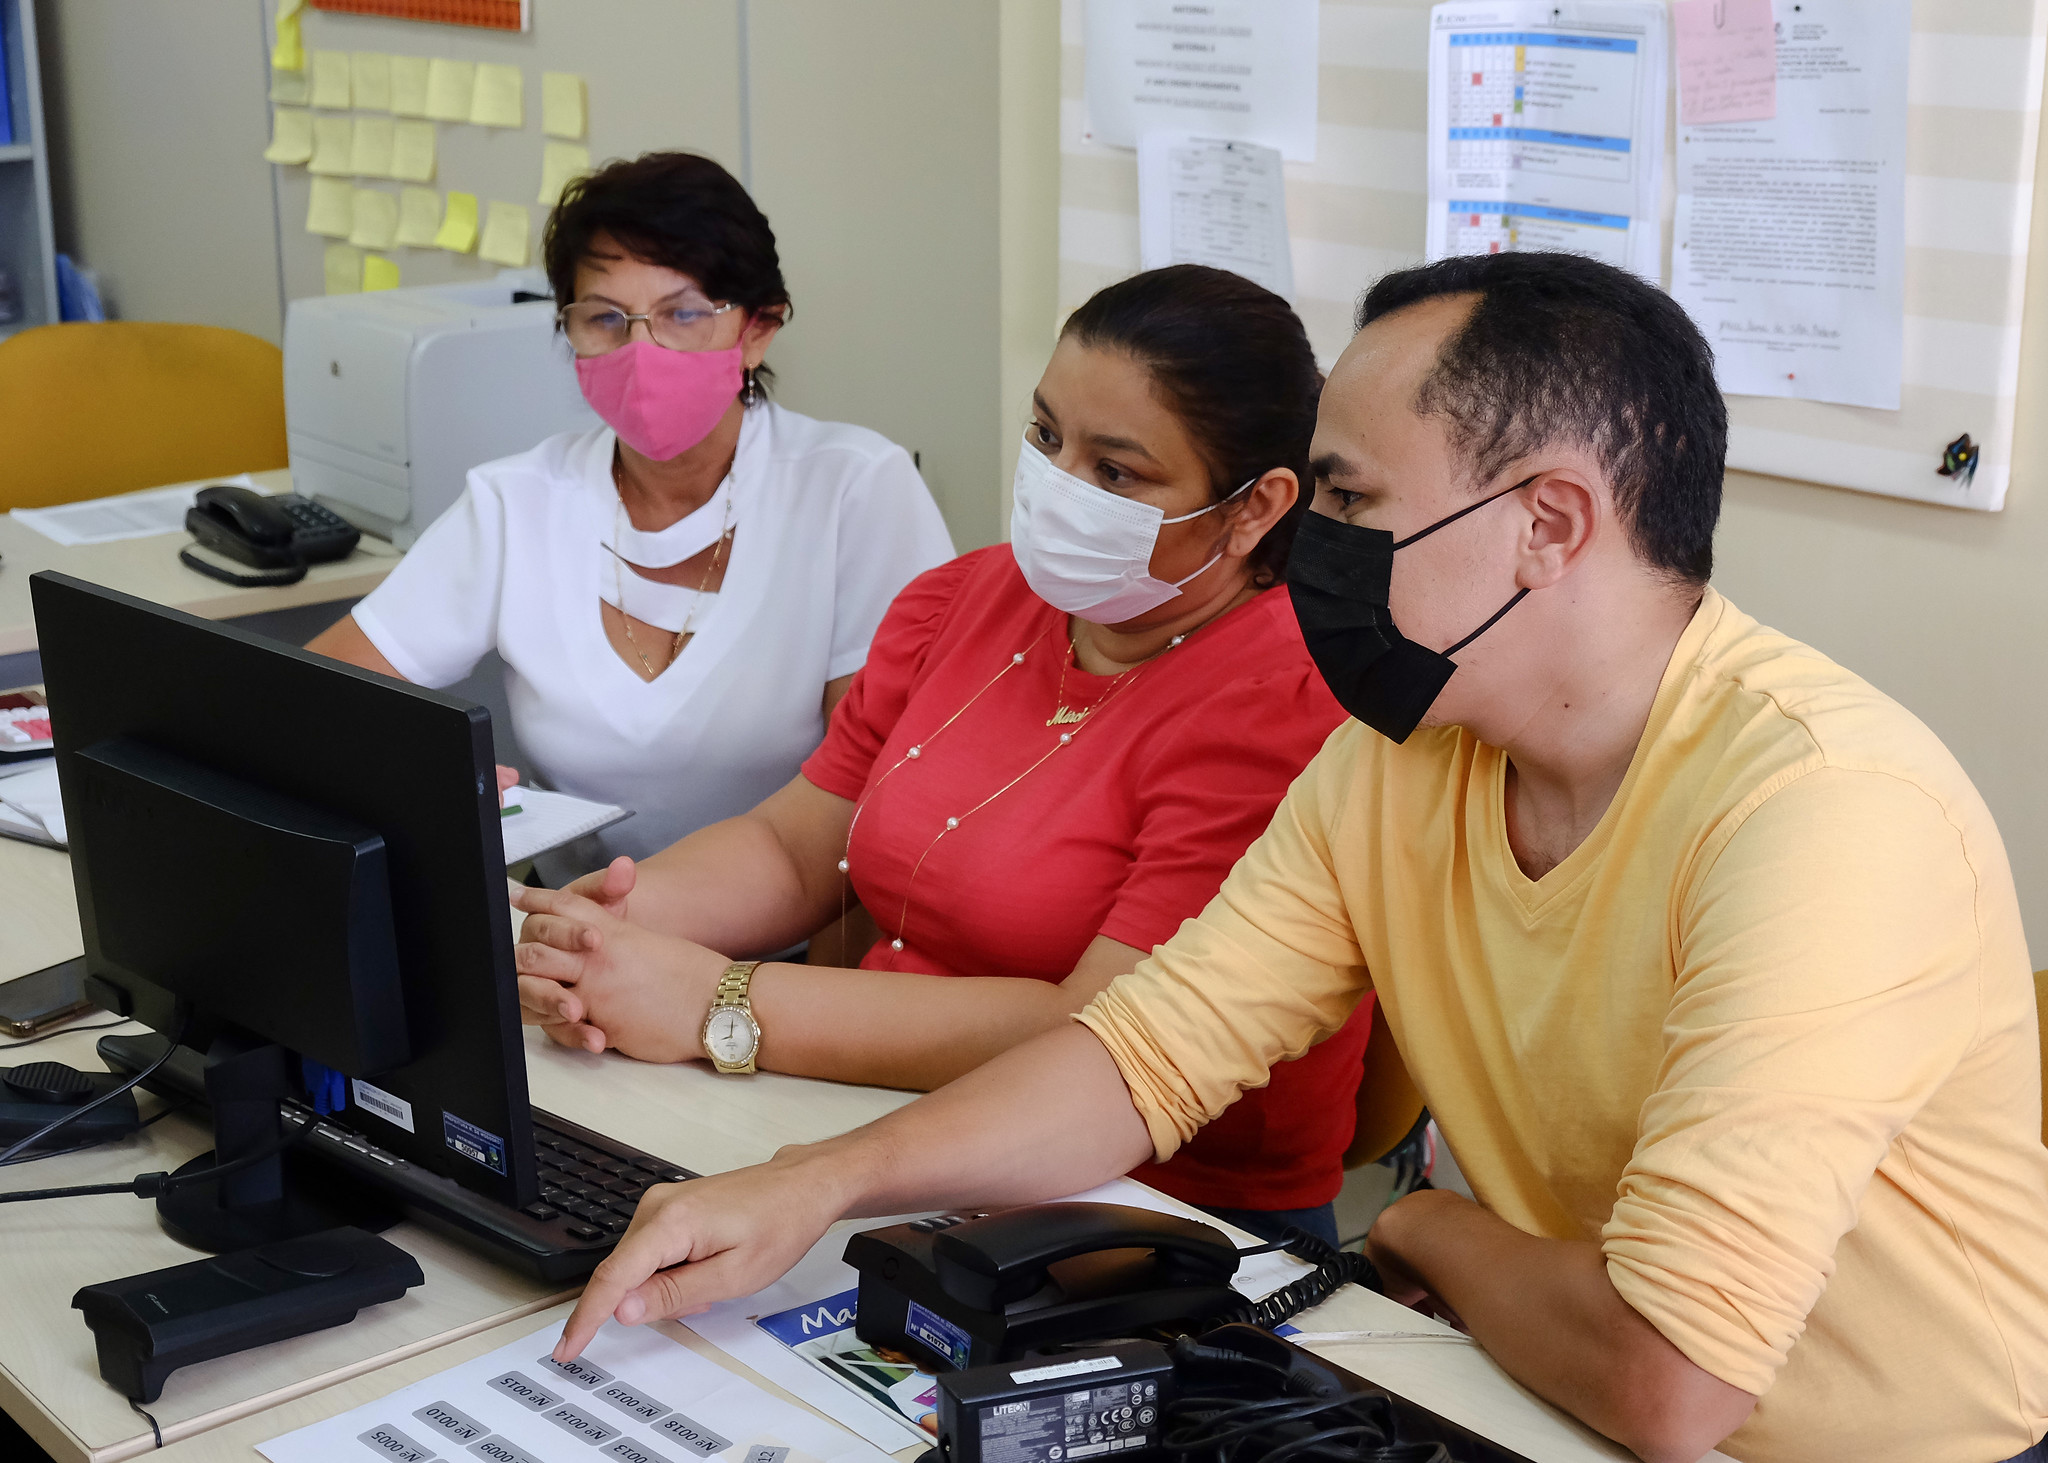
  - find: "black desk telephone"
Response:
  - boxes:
[846,1203,1255,1372]
[181,484,360,587]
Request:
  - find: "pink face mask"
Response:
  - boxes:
[574,340,745,461]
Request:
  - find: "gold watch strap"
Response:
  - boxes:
[712,960,761,1008]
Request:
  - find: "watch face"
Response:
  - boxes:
[704,1007,758,1066]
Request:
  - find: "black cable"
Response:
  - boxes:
[0,1015,136,1051]
[0,1008,190,1166]
[1162,1372,1451,1463]
[0,1110,311,1204]
[130,1397,162,1450]
[0,1096,191,1169]
[1227,1226,1383,1331]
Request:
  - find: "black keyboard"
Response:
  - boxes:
[100,1035,696,1283]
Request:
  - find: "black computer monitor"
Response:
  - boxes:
[32,572,539,1250]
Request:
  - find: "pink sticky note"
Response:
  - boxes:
[1673,0,1777,125]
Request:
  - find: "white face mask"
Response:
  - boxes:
[1009,435,1254,624]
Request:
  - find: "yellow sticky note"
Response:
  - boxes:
[349,188,400,250]
[477,200,530,266]
[351,52,393,111]
[272,0,305,72]
[395,187,443,247]
[363,255,402,292]
[263,106,314,165]
[308,115,353,176]
[310,50,351,110]
[350,114,396,178]
[541,72,586,139]
[537,141,591,207]
[305,175,355,237]
[270,68,309,106]
[390,56,431,117]
[425,59,476,123]
[390,119,436,183]
[435,190,480,252]
[324,243,363,295]
[470,63,523,128]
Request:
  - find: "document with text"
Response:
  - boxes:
[1137,132,1294,299]
[1085,0,1320,161]
[1671,0,1910,409]
[1426,1,1668,280]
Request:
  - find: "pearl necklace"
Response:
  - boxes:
[840,621,1186,960]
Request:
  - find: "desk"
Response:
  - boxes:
[0,469,401,681]
[0,842,1707,1463]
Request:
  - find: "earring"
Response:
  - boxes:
[741,367,761,407]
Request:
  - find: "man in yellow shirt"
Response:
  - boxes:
[530,252,2048,1463]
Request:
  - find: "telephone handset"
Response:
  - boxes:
[182,485,361,587]
[845,1203,1251,1372]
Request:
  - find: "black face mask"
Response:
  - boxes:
[1285,477,1535,744]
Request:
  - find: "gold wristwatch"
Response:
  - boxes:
[701,961,763,1074]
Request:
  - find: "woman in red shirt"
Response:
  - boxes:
[512,265,1369,1241]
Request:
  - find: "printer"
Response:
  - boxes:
[283,268,600,546]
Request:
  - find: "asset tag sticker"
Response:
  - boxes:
[352,1080,415,1134]
[444,1111,507,1173]
[905,1301,973,1370]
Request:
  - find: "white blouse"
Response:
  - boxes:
[352,402,957,865]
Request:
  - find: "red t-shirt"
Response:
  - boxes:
[803,546,1372,1210]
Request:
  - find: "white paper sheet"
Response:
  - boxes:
[1084,0,1320,162]
[9,474,256,547]
[0,763,65,848]
[1426,2,1668,280]
[500,786,631,866]
[1137,132,1294,300]
[258,1318,892,1463]
[1671,0,1910,410]
[686,1178,1316,1452]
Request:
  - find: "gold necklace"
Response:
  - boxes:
[840,622,1187,959]
[1048,636,1137,727]
[610,464,733,680]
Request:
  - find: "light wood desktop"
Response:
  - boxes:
[0,838,1690,1463]
[0,469,400,660]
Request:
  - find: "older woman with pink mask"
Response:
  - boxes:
[309,152,955,874]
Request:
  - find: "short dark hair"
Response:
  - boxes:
[542,151,791,390]
[1358,252,1724,586]
[1063,264,1322,587]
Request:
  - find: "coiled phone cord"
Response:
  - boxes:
[1230,1227,1383,1332]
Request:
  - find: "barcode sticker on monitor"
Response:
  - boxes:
[352,1079,415,1133]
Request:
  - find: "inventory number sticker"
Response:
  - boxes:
[444,1111,507,1173]
[906,1301,973,1370]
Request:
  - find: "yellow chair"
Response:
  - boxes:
[2036,971,2047,1149]
[1344,1013,1428,1169]
[0,322,288,511]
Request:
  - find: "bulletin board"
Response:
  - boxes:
[256,0,745,313]
[1057,0,2048,512]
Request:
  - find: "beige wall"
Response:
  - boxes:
[35,0,1063,552]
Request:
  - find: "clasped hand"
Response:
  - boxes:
[510,857,729,1064]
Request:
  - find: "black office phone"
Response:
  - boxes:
[183,484,359,584]
[846,1203,1250,1371]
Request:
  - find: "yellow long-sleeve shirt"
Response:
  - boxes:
[1078,590,2048,1463]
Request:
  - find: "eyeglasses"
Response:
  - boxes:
[557,296,741,357]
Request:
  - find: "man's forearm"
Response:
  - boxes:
[782,1022,1158,1219]
[1371,1192,1754,1463]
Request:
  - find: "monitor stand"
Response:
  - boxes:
[156,1034,396,1253]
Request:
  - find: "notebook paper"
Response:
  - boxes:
[499,787,629,865]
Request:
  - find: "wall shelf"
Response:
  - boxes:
[0,0,59,333]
